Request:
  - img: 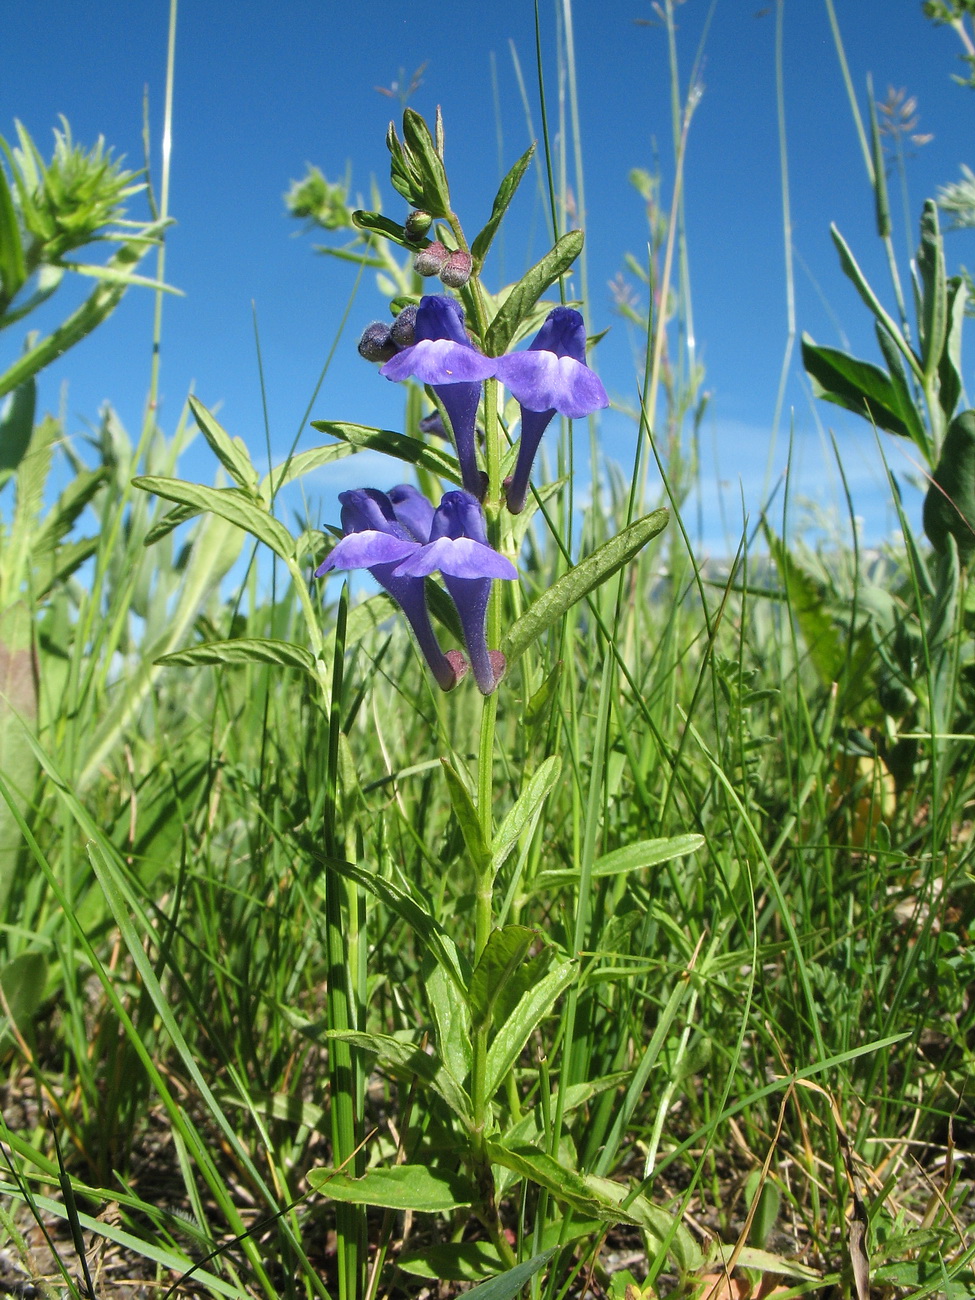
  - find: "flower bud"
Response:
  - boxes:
[390,304,418,348]
[439,250,473,289]
[404,210,433,241]
[357,321,397,363]
[413,239,449,277]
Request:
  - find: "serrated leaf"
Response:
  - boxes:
[133,476,295,560]
[533,833,704,889]
[486,230,585,355]
[468,925,534,1031]
[441,759,491,871]
[485,954,575,1096]
[471,143,535,266]
[308,1163,473,1212]
[311,420,461,483]
[188,396,259,491]
[491,755,561,875]
[801,335,910,438]
[501,509,668,665]
[156,638,316,674]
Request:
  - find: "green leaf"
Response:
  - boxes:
[485,953,575,1096]
[486,230,585,355]
[133,476,295,560]
[156,638,316,674]
[491,755,561,875]
[310,420,461,483]
[398,1243,503,1282]
[143,501,201,545]
[0,153,27,303]
[801,334,912,438]
[260,441,356,497]
[351,209,415,251]
[533,833,704,889]
[188,396,259,491]
[924,409,975,564]
[459,1251,557,1300]
[918,198,948,382]
[468,925,534,1032]
[315,854,469,993]
[308,1163,473,1213]
[939,275,967,427]
[0,951,46,1036]
[471,143,536,266]
[425,962,472,1086]
[401,109,452,217]
[874,322,929,455]
[317,1030,470,1120]
[0,603,37,914]
[486,1141,634,1223]
[829,225,922,380]
[0,375,35,481]
[868,78,891,239]
[763,524,846,686]
[441,759,491,871]
[501,509,668,665]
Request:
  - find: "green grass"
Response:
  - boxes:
[3,4,975,1300]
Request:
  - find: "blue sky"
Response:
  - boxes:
[3,1,974,550]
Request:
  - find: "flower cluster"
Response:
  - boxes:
[320,293,608,694]
[315,486,516,694]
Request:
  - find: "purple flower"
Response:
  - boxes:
[315,488,465,692]
[381,296,496,499]
[394,490,516,695]
[494,307,609,514]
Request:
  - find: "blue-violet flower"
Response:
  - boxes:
[393,489,517,695]
[380,295,496,499]
[494,306,609,513]
[315,488,465,692]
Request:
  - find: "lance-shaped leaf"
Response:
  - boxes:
[352,208,415,252]
[491,755,561,875]
[918,199,947,383]
[311,420,461,483]
[938,275,968,428]
[484,953,575,1096]
[468,926,534,1032]
[486,230,585,355]
[830,224,922,381]
[133,476,295,560]
[533,833,704,890]
[316,1030,471,1121]
[314,854,469,992]
[501,509,668,665]
[0,157,26,305]
[924,409,975,564]
[260,441,356,496]
[156,638,316,674]
[402,108,452,217]
[485,1141,637,1224]
[874,322,929,456]
[0,375,35,483]
[471,143,535,266]
[801,334,912,439]
[189,396,259,491]
[308,1162,473,1212]
[441,759,491,872]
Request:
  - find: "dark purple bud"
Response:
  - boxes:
[439,250,473,289]
[390,304,418,348]
[413,239,449,277]
[358,321,397,363]
[405,210,433,240]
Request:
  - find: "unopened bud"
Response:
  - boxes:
[405,210,433,241]
[390,304,418,348]
[413,239,449,277]
[439,250,473,289]
[357,321,397,363]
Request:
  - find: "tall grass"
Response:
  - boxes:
[1,4,975,1300]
